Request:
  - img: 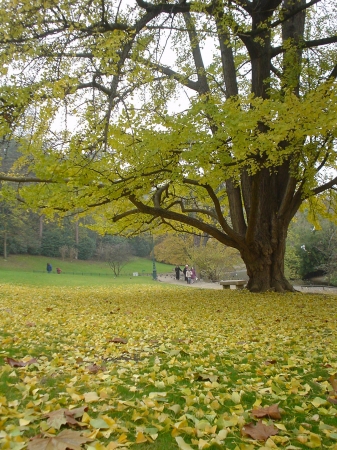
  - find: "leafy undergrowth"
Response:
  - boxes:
[0,284,336,450]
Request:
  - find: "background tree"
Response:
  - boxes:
[154,234,192,265]
[286,211,337,283]
[0,0,337,291]
[191,240,243,281]
[105,241,133,277]
[128,236,152,258]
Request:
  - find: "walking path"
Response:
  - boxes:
[157,273,337,294]
[158,273,223,289]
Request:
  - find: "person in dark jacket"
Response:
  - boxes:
[46,263,52,273]
[175,265,182,280]
[183,264,189,281]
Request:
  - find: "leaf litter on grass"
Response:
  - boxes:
[0,284,337,449]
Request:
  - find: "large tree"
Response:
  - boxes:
[0,0,337,291]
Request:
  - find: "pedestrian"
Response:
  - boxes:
[186,267,192,284]
[56,267,62,274]
[191,267,196,283]
[46,263,52,274]
[183,264,189,281]
[174,265,182,280]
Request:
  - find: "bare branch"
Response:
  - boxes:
[129,194,239,248]
[328,64,337,80]
[272,36,337,57]
[264,0,320,37]
[136,57,200,92]
[0,175,54,183]
[136,0,190,14]
[77,82,111,96]
[312,176,337,196]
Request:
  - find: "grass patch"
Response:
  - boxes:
[0,255,173,287]
[0,284,336,449]
[0,254,172,275]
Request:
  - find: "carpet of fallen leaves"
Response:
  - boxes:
[0,284,337,450]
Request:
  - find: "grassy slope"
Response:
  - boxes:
[0,254,173,287]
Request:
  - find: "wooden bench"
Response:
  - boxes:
[220,280,246,290]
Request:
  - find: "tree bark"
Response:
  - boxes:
[241,228,295,292]
[3,230,7,260]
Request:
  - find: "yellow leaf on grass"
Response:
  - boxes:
[217,429,228,440]
[106,442,121,450]
[297,435,308,444]
[169,404,181,414]
[239,444,255,450]
[231,392,241,404]
[131,410,144,422]
[136,432,147,443]
[84,392,99,403]
[197,438,209,449]
[81,412,91,424]
[306,433,321,448]
[274,423,287,431]
[84,429,100,439]
[117,433,128,443]
[19,418,30,426]
[311,397,328,407]
[175,436,194,450]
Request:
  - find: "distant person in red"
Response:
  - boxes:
[191,267,196,283]
[56,267,62,274]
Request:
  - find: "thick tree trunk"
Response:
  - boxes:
[243,252,295,292]
[3,230,7,260]
[240,224,295,293]
[39,215,43,239]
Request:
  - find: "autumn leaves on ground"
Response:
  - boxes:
[0,284,337,450]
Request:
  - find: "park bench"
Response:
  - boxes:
[220,280,246,290]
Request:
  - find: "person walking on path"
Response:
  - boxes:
[191,267,197,283]
[183,264,188,282]
[186,267,192,284]
[175,265,182,280]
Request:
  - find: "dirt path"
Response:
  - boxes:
[157,273,337,294]
[157,273,223,289]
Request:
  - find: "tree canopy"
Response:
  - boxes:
[0,0,337,291]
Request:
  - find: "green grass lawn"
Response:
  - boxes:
[0,255,173,287]
[0,282,336,450]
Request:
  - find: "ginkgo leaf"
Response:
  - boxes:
[28,430,92,450]
[307,432,322,448]
[241,420,279,441]
[90,418,110,429]
[311,397,328,407]
[169,404,181,414]
[83,392,99,403]
[175,436,195,450]
[135,432,147,443]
